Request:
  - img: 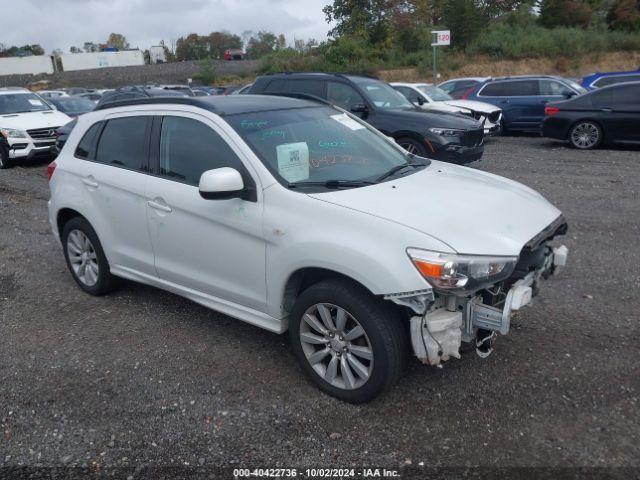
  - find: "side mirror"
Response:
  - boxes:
[416,97,425,106]
[350,103,369,115]
[199,167,251,200]
[564,91,577,98]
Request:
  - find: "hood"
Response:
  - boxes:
[418,102,464,114]
[444,99,501,114]
[308,162,562,257]
[383,107,481,130]
[0,110,73,132]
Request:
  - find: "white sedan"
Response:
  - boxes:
[391,82,503,136]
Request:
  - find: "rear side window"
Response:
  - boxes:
[264,79,288,93]
[75,123,102,160]
[508,80,539,96]
[95,117,149,170]
[593,75,640,88]
[288,79,326,98]
[479,82,510,96]
[612,84,640,105]
[159,116,245,186]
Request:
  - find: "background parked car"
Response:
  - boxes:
[38,90,70,99]
[391,82,502,136]
[231,83,253,95]
[76,92,103,103]
[49,97,96,118]
[581,68,640,90]
[463,76,586,133]
[96,86,188,109]
[249,73,485,164]
[542,81,640,149]
[437,77,489,99]
[223,49,244,60]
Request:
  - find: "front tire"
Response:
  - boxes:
[62,217,118,296]
[569,121,602,150]
[397,137,430,157]
[289,279,407,403]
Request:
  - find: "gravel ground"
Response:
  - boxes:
[0,137,639,476]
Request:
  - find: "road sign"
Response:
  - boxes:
[431,30,451,46]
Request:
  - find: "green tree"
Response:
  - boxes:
[106,33,130,50]
[207,31,243,58]
[442,0,486,47]
[539,0,594,27]
[175,33,209,60]
[246,31,278,58]
[607,0,640,30]
[323,0,391,43]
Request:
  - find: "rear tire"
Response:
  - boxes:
[0,143,12,169]
[289,279,407,403]
[62,217,119,296]
[568,121,602,150]
[397,137,430,158]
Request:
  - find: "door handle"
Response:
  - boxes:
[82,176,98,188]
[147,200,172,213]
[600,108,613,112]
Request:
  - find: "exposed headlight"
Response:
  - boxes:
[428,127,465,136]
[0,128,27,139]
[407,248,517,292]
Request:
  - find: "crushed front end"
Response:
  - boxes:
[389,216,569,366]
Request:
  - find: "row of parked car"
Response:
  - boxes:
[1,68,639,169]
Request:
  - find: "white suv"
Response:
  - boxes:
[0,87,72,169]
[47,95,568,403]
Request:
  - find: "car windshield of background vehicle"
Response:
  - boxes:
[226,106,424,190]
[51,98,96,114]
[564,79,588,94]
[417,85,453,102]
[349,77,414,109]
[0,93,52,114]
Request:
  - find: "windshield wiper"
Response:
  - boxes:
[287,179,375,190]
[375,160,426,183]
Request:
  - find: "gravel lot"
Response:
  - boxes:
[1,136,639,475]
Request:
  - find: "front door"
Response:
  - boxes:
[144,113,267,311]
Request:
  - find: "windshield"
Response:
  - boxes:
[226,106,423,190]
[349,77,414,109]
[417,85,453,102]
[564,79,588,95]
[51,97,95,114]
[0,93,52,114]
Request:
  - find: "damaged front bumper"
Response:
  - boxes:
[407,244,568,366]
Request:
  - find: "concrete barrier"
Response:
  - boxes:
[0,56,54,75]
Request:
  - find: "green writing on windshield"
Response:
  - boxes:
[240,119,269,129]
[318,140,348,149]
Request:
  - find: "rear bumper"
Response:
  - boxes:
[542,117,571,140]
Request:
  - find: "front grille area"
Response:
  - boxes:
[462,128,484,147]
[27,127,60,140]
[488,111,501,123]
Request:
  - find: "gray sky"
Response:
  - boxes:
[1,0,332,53]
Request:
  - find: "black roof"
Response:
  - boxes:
[259,72,379,80]
[94,94,320,115]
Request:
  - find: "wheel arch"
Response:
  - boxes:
[56,207,88,237]
[281,267,375,321]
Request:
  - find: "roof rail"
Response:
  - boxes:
[94,96,216,112]
[263,91,334,107]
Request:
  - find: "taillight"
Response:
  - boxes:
[545,106,560,116]
[47,161,57,182]
[461,86,476,100]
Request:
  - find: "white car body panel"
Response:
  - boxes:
[49,102,563,336]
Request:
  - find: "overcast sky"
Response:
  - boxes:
[1,0,332,53]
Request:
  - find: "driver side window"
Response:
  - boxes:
[327,82,365,112]
[539,80,573,96]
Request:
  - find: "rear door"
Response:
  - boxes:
[603,84,640,142]
[77,114,156,275]
[504,80,543,130]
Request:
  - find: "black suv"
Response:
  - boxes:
[249,73,484,164]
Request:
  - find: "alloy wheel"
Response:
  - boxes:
[399,142,418,154]
[299,303,374,390]
[571,122,600,149]
[67,229,100,287]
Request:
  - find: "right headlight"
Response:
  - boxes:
[0,128,27,139]
[428,127,465,136]
[407,248,517,293]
